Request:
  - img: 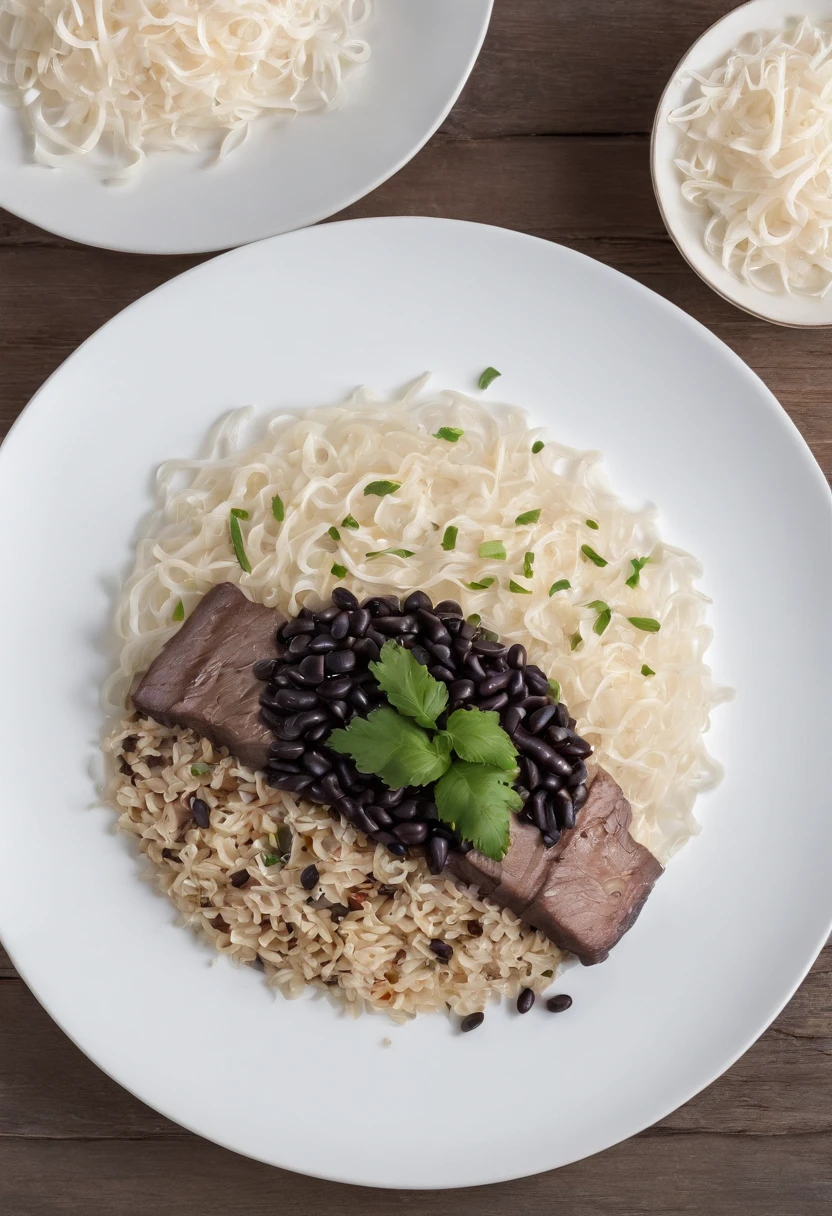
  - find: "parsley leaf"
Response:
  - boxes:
[587,600,611,635]
[441,525,458,551]
[466,577,496,590]
[434,427,464,443]
[327,526,340,541]
[328,707,451,790]
[549,579,570,596]
[641,663,655,676]
[570,631,582,651]
[478,541,506,560]
[532,440,545,454]
[515,509,541,526]
[628,617,661,632]
[523,551,534,579]
[478,367,501,391]
[271,495,284,522]
[364,480,401,497]
[341,514,359,529]
[586,519,599,530]
[229,512,251,573]
[369,641,448,730]
[172,599,185,622]
[365,548,415,560]
[331,563,347,579]
[626,556,650,588]
[230,507,249,520]
[443,708,517,771]
[581,544,607,567]
[509,579,532,594]
[435,762,521,861]
[548,678,561,701]
[190,761,210,776]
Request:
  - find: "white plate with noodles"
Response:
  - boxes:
[0,0,492,254]
[0,217,830,1188]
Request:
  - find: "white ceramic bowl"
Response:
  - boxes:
[652,0,832,327]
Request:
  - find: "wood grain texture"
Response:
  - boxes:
[1,1,831,1211]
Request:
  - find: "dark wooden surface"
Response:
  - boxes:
[1,3,830,1212]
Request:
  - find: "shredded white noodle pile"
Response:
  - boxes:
[0,0,371,178]
[669,18,832,296]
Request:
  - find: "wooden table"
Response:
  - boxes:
[1,3,830,1211]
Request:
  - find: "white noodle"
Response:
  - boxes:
[104,383,729,865]
[0,0,371,179]
[668,18,832,296]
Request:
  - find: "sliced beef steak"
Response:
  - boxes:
[449,769,662,965]
[133,582,283,771]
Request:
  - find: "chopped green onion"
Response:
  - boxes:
[276,824,294,858]
[327,526,340,542]
[230,507,249,520]
[532,441,545,454]
[271,495,284,522]
[172,599,185,622]
[523,551,534,579]
[626,556,650,589]
[586,519,599,530]
[434,427,464,443]
[641,664,655,677]
[478,541,506,560]
[441,526,458,552]
[515,509,541,526]
[586,600,609,613]
[364,480,401,497]
[548,579,571,596]
[541,968,554,977]
[230,512,251,573]
[478,366,501,390]
[593,609,612,635]
[190,762,210,776]
[570,631,582,651]
[262,853,282,868]
[467,613,482,626]
[581,544,607,567]
[331,563,347,579]
[628,617,661,632]
[548,678,561,702]
[509,579,532,594]
[341,514,359,530]
[365,548,415,560]
[466,577,496,591]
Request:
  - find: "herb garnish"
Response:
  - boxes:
[364,480,401,497]
[271,495,284,522]
[641,664,655,677]
[435,763,520,861]
[509,580,532,594]
[515,509,541,526]
[587,600,611,635]
[230,507,249,520]
[441,526,458,552]
[369,640,448,729]
[580,544,607,567]
[548,678,561,701]
[434,427,464,443]
[523,551,534,579]
[466,577,496,590]
[341,514,359,530]
[478,366,501,390]
[261,853,282,867]
[626,556,650,588]
[467,613,482,626]
[229,511,251,573]
[172,599,185,622]
[331,562,347,579]
[365,548,415,560]
[628,617,661,632]
[190,762,210,776]
[549,579,571,595]
[532,441,545,454]
[478,541,506,560]
[570,631,582,650]
[330,706,452,790]
[445,708,517,770]
[586,519,599,530]
[327,526,340,541]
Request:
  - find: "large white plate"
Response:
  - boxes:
[0,1,492,254]
[0,218,830,1189]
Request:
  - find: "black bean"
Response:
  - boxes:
[334,758,361,791]
[507,643,527,670]
[546,725,571,746]
[299,605,315,619]
[417,610,451,644]
[554,702,569,728]
[378,884,398,898]
[427,834,450,874]
[161,848,181,863]
[540,771,565,792]
[522,758,541,790]
[322,772,344,803]
[267,772,315,793]
[472,638,508,657]
[328,903,349,924]
[300,864,319,890]
[505,669,525,699]
[514,727,569,773]
[429,938,453,961]
[308,634,337,654]
[272,673,292,688]
[547,994,573,1013]
[567,761,588,788]
[268,760,303,775]
[353,808,378,835]
[326,699,348,722]
[401,644,426,667]
[273,688,319,712]
[459,621,476,641]
[445,617,464,636]
[314,605,341,624]
[529,789,548,833]
[568,717,577,730]
[337,796,360,821]
[394,821,429,845]
[403,590,433,613]
[450,678,475,702]
[230,870,250,888]
[307,782,326,802]
[428,642,454,666]
[560,737,593,759]
[346,607,369,637]
[461,1012,484,1033]
[431,819,458,840]
[371,806,394,828]
[389,798,419,821]
[287,633,311,657]
[453,637,473,661]
[329,610,350,640]
[544,798,559,837]
[387,842,408,857]
[517,987,535,1014]
[302,751,331,777]
[295,709,332,738]
[270,741,305,761]
[282,617,316,638]
[420,801,438,820]
[502,705,525,736]
[464,654,486,681]
[253,658,278,681]
[191,797,210,828]
[554,788,575,830]
[357,787,375,806]
[332,588,359,611]
[430,664,456,683]
[375,787,405,808]
[528,704,557,734]
[519,695,549,714]
[297,654,326,684]
[317,676,353,701]
[478,691,509,712]
[351,637,379,663]
[525,664,548,687]
[572,783,589,814]
[478,670,511,696]
[455,840,473,854]
[260,707,290,734]
[374,615,413,634]
[434,599,463,616]
[349,687,371,714]
[306,723,331,744]
[325,649,356,674]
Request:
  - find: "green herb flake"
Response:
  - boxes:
[441,526,458,552]
[478,540,507,561]
[523,551,534,579]
[467,614,482,626]
[172,599,185,622]
[190,761,210,776]
[549,579,571,596]
[477,366,501,391]
[435,762,521,861]
[509,579,532,594]
[262,853,282,868]
[369,641,449,730]
[641,664,656,677]
[229,511,252,574]
[364,480,401,498]
[328,707,451,791]
[594,609,612,635]
[570,631,583,651]
[365,548,415,560]
[434,427,464,443]
[581,544,608,568]
[628,617,661,633]
[515,509,541,527]
[327,526,340,542]
[542,969,554,978]
[443,708,517,771]
[230,507,249,520]
[271,495,285,522]
[341,514,359,530]
[586,519,599,530]
[466,578,496,591]
[331,563,348,579]
[547,678,561,702]
[626,556,650,589]
[532,441,545,454]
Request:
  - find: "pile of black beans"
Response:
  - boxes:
[253,588,592,869]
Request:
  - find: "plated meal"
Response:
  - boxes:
[104,378,726,1025]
